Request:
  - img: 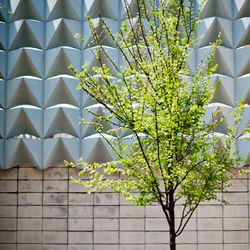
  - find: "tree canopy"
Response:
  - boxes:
[67,0,249,249]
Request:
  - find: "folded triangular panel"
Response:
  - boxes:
[237,135,250,166]
[9,20,43,50]
[0,81,5,109]
[43,138,79,168]
[198,17,232,48]
[44,107,80,138]
[237,108,250,137]
[84,48,118,76]
[46,48,79,78]
[0,140,3,169]
[86,0,118,19]
[235,0,250,19]
[45,76,79,107]
[236,47,250,77]
[211,75,234,106]
[0,23,7,50]
[0,51,6,80]
[236,76,250,104]
[10,0,43,21]
[8,49,42,79]
[0,0,8,22]
[208,47,233,77]
[82,94,98,108]
[46,19,80,49]
[121,0,152,19]
[82,136,115,164]
[213,109,231,134]
[47,0,81,21]
[7,78,42,108]
[85,18,116,48]
[121,17,150,44]
[0,110,4,139]
[82,105,113,137]
[199,0,232,19]
[5,138,42,169]
[6,108,42,139]
[204,106,234,134]
[234,18,250,48]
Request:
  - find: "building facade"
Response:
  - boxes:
[0,0,249,249]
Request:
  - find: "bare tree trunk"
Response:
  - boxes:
[169,190,176,250]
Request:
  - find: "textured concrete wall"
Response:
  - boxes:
[0,0,250,249]
[0,166,249,250]
[0,0,249,169]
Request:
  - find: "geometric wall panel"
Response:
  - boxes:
[1,0,249,169]
[237,136,250,165]
[211,75,234,106]
[0,0,8,22]
[0,139,3,168]
[44,76,80,107]
[7,78,42,108]
[10,0,44,21]
[5,138,42,169]
[0,81,5,109]
[82,104,113,137]
[0,22,7,50]
[6,107,42,139]
[236,47,250,77]
[198,17,232,48]
[0,110,4,139]
[212,47,234,77]
[234,18,250,48]
[236,76,250,104]
[82,135,116,164]
[8,49,43,79]
[199,0,232,19]
[84,18,118,48]
[43,138,80,168]
[46,0,81,21]
[46,19,80,49]
[45,47,80,78]
[198,46,234,77]
[86,0,118,20]
[0,51,6,80]
[204,106,234,134]
[237,108,250,137]
[84,47,118,76]
[44,107,80,138]
[9,20,44,50]
[234,0,250,19]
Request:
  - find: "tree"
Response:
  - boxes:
[67,1,249,249]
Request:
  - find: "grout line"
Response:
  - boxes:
[3,0,10,170]
[16,166,19,250]
[42,1,46,248]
